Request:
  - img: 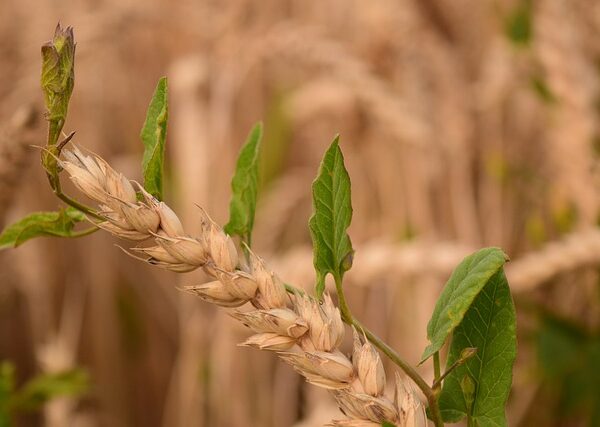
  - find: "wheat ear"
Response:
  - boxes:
[58,146,427,426]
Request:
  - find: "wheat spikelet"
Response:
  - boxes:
[58,146,426,426]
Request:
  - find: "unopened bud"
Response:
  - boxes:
[184,281,246,307]
[240,333,297,351]
[41,23,75,123]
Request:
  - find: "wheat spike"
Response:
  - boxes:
[58,146,426,426]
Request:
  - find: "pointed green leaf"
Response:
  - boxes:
[140,77,168,200]
[224,123,263,245]
[0,208,86,250]
[421,248,508,362]
[439,269,517,426]
[309,136,354,298]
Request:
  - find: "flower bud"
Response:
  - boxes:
[41,23,75,123]
[184,281,246,307]
[250,253,288,309]
[352,329,386,397]
[231,308,308,338]
[240,333,297,351]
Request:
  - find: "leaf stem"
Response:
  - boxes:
[433,352,441,391]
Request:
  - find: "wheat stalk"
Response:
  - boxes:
[58,146,427,427]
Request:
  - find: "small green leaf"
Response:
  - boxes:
[224,123,263,245]
[504,0,532,46]
[0,208,86,250]
[309,136,354,298]
[140,77,168,200]
[439,270,517,426]
[12,368,89,412]
[421,248,508,362]
[381,421,396,427]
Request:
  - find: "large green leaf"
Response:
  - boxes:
[0,208,86,250]
[224,123,263,245]
[438,269,517,426]
[421,248,508,362]
[140,77,168,200]
[309,136,354,298]
[12,368,89,412]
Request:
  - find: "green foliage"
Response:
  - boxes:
[438,270,517,426]
[0,362,88,424]
[309,136,354,298]
[535,312,600,424]
[504,0,532,46]
[261,92,292,189]
[381,421,396,427]
[530,75,557,104]
[224,123,263,245]
[12,369,89,412]
[140,77,168,200]
[0,208,86,250]
[421,248,508,362]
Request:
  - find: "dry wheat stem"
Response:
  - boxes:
[58,146,428,427]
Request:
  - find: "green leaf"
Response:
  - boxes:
[309,136,354,298]
[224,123,263,245]
[381,422,396,427]
[421,248,508,362]
[0,208,86,250]
[140,77,168,200]
[12,368,89,412]
[438,269,517,426]
[0,362,15,427]
[504,0,532,46]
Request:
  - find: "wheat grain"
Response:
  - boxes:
[58,146,426,426]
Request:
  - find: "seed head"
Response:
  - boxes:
[394,373,427,427]
[334,391,398,424]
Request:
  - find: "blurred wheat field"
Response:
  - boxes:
[1,0,600,426]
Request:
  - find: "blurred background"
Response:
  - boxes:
[1,0,600,426]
